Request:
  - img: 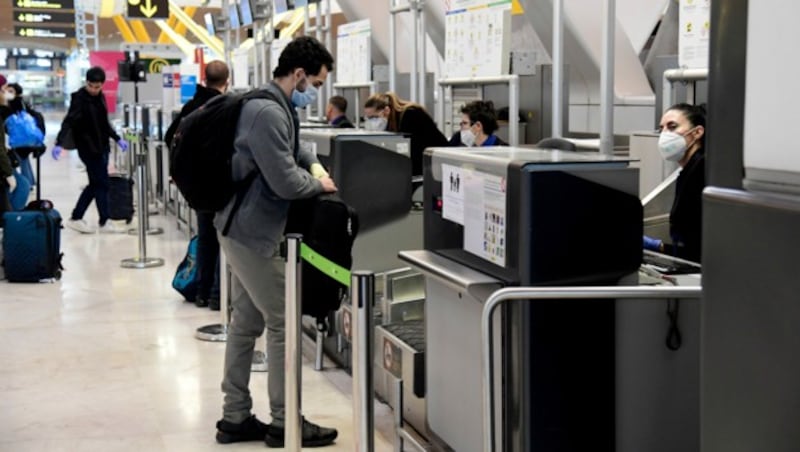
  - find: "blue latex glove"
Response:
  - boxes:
[117,139,129,152]
[643,235,663,252]
[51,145,63,161]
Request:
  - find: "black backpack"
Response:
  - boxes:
[285,194,360,326]
[169,89,279,224]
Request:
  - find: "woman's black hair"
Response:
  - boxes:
[668,102,707,148]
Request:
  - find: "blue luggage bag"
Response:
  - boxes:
[2,204,63,282]
[172,236,199,301]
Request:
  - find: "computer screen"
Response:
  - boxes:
[204,13,216,35]
[229,4,241,29]
[240,0,254,25]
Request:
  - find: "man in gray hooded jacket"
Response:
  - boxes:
[213,37,338,448]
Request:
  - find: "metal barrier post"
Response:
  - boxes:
[481,285,703,452]
[285,234,303,452]
[127,134,163,236]
[351,271,375,452]
[121,131,164,269]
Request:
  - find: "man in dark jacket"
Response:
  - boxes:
[164,60,229,148]
[52,67,129,234]
[325,95,354,128]
[165,60,230,309]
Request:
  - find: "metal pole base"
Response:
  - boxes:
[195,323,227,342]
[127,227,164,235]
[251,350,268,372]
[120,257,165,269]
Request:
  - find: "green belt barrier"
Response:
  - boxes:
[300,243,351,287]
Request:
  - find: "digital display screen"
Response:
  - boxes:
[204,13,216,35]
[240,0,253,25]
[229,4,241,29]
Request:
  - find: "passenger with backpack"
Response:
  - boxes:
[165,60,230,310]
[51,67,129,234]
[3,83,46,187]
[204,37,339,447]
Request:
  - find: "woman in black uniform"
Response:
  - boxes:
[644,103,706,262]
[363,92,448,176]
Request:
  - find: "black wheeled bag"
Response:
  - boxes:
[108,175,135,223]
[285,193,359,324]
[2,201,63,282]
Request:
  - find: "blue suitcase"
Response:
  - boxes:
[2,206,63,282]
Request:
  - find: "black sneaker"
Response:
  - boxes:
[215,414,270,444]
[195,297,209,308]
[208,298,220,311]
[264,418,338,448]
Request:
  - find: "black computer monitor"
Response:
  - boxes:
[229,4,241,29]
[240,0,254,25]
[204,13,216,35]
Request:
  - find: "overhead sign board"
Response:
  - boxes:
[127,0,169,19]
[14,0,74,9]
[14,11,75,24]
[15,25,76,38]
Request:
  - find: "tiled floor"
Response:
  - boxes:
[0,115,396,451]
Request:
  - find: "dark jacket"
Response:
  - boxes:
[330,115,354,129]
[0,127,11,180]
[164,85,223,147]
[56,87,120,155]
[670,148,705,262]
[398,107,448,176]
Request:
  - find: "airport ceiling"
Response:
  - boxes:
[0,0,224,53]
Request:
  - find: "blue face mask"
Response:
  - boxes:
[291,83,318,108]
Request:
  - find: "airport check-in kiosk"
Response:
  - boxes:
[298,128,419,270]
[400,147,643,451]
[298,128,421,368]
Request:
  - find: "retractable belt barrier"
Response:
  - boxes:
[284,235,375,451]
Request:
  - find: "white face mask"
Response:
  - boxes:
[364,117,387,132]
[658,130,692,162]
[460,129,476,147]
[3,91,15,101]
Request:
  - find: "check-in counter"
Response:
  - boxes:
[401,147,644,451]
[298,128,417,273]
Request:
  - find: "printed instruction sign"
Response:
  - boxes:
[678,0,711,69]
[336,19,372,84]
[445,0,512,78]
[462,169,507,267]
[442,164,465,225]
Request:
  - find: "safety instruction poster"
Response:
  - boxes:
[462,169,507,267]
[442,164,466,224]
[678,0,711,69]
[444,0,512,78]
[336,19,372,84]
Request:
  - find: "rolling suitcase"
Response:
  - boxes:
[2,202,63,282]
[108,174,135,223]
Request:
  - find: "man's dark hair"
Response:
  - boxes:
[328,95,347,114]
[205,60,229,88]
[86,66,106,83]
[461,100,499,135]
[7,83,22,96]
[273,36,334,78]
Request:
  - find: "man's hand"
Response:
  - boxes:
[319,176,337,193]
[117,139,129,152]
[51,145,63,161]
[6,175,16,192]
